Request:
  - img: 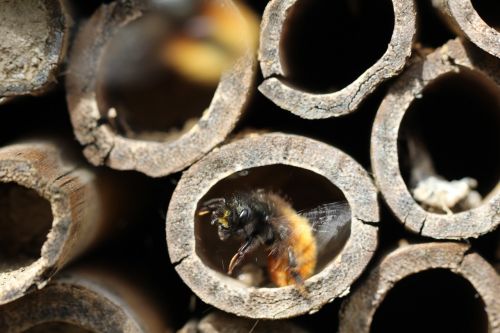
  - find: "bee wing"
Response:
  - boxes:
[299,201,351,254]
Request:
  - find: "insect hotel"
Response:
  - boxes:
[0,0,498,332]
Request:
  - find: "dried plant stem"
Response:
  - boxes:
[167,133,379,319]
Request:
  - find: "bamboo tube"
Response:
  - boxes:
[0,0,71,102]
[371,38,500,239]
[338,242,500,333]
[66,0,256,177]
[431,0,500,58]
[0,265,172,333]
[0,139,134,305]
[178,311,308,333]
[258,0,416,119]
[166,133,379,319]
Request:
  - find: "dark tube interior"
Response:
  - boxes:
[471,0,500,31]
[398,69,500,213]
[195,165,350,287]
[23,322,94,333]
[97,14,216,142]
[0,183,53,272]
[280,0,394,93]
[370,269,489,333]
[415,0,454,48]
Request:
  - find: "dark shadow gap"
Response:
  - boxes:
[280,0,394,93]
[471,0,500,31]
[415,0,455,48]
[371,269,489,333]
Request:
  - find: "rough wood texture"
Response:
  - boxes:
[432,0,500,59]
[178,311,308,333]
[0,0,70,102]
[66,0,256,177]
[338,242,500,333]
[371,38,500,239]
[166,133,379,319]
[258,0,416,119]
[0,140,125,305]
[0,265,172,333]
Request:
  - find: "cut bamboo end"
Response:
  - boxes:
[371,38,500,239]
[0,140,117,305]
[0,0,70,100]
[0,266,172,333]
[66,0,256,177]
[257,0,416,119]
[338,242,500,333]
[432,0,500,59]
[166,133,379,319]
[178,311,308,333]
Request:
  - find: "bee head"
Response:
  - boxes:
[198,196,253,241]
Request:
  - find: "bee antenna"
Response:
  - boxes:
[201,197,226,210]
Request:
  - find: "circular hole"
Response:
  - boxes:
[23,322,95,333]
[370,269,489,333]
[471,0,500,31]
[398,69,500,214]
[97,13,218,142]
[0,183,53,273]
[195,165,351,288]
[280,0,394,93]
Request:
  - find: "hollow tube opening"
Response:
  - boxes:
[97,14,217,142]
[370,269,489,333]
[280,0,394,93]
[398,69,500,214]
[471,0,500,31]
[0,183,53,273]
[195,164,351,288]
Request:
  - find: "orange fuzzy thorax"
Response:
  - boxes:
[267,201,317,287]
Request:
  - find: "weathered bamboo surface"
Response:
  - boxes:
[0,265,172,332]
[258,0,416,118]
[167,132,379,319]
[66,0,256,177]
[338,242,500,333]
[0,139,139,305]
[0,0,71,103]
[371,38,500,239]
[432,0,500,58]
[178,311,308,333]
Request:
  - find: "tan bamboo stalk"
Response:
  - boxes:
[431,0,500,58]
[0,0,71,103]
[338,242,500,333]
[258,0,416,119]
[371,38,500,239]
[166,133,379,319]
[178,311,308,333]
[0,265,172,333]
[66,0,256,177]
[0,139,135,305]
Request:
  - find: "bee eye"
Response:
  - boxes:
[239,208,249,220]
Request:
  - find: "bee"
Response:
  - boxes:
[197,190,351,290]
[155,0,259,85]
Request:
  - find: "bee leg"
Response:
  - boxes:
[228,237,261,275]
[287,248,305,291]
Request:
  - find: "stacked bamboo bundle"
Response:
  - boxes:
[0,0,498,332]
